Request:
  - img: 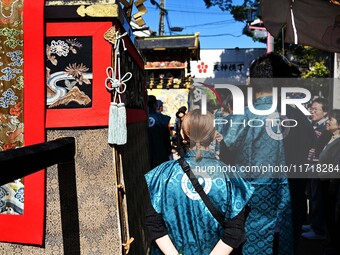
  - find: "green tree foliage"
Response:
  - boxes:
[303,61,329,78]
[203,0,259,22]
[203,0,265,42]
[203,0,332,97]
[286,45,330,78]
[287,45,331,97]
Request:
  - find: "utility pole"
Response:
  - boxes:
[158,0,165,35]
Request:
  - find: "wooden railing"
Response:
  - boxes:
[0,137,79,255]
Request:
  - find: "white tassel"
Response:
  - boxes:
[116,102,127,145]
[105,31,131,145]
[108,102,118,144]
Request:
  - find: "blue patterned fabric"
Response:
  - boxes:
[145,150,254,255]
[0,179,24,215]
[222,96,293,255]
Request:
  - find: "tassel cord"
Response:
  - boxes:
[105,31,132,145]
[105,31,132,104]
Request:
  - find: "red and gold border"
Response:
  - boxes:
[45,22,112,128]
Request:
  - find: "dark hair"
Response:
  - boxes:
[312,97,330,113]
[207,99,219,114]
[147,95,157,109]
[222,93,233,112]
[178,106,187,112]
[157,99,163,109]
[328,109,340,125]
[249,52,301,93]
[176,106,187,118]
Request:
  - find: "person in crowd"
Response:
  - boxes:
[220,93,234,117]
[302,97,332,240]
[156,99,164,113]
[157,99,173,160]
[261,58,317,253]
[221,52,297,255]
[156,99,171,127]
[215,93,235,165]
[214,93,234,134]
[172,106,188,150]
[318,109,340,255]
[147,95,172,168]
[174,106,187,134]
[144,109,254,255]
[279,91,316,253]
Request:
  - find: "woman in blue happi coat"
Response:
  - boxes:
[144,109,254,255]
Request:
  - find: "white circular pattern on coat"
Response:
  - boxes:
[181,171,212,200]
[148,117,155,127]
[265,112,290,140]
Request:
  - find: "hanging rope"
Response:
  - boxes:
[105,31,132,145]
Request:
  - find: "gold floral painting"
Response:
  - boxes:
[46,36,93,109]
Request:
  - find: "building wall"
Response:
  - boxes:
[190,48,267,85]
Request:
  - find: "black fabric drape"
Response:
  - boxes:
[261,0,340,53]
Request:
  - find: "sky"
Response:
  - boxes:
[142,0,266,49]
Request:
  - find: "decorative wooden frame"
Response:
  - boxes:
[45,22,112,128]
[0,0,45,245]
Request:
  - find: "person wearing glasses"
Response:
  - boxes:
[302,97,333,240]
[318,109,340,255]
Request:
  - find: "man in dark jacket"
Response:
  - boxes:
[147,95,172,168]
